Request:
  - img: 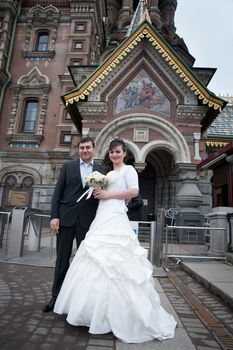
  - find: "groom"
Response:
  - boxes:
[42,137,101,312]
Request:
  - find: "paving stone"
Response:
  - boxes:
[196,347,221,350]
[188,332,208,339]
[202,339,221,347]
[1,261,233,350]
[88,338,114,346]
[185,327,209,334]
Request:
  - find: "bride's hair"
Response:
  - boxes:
[109,138,126,152]
[103,138,127,172]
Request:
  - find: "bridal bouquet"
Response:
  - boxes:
[77,171,108,202]
[85,171,108,188]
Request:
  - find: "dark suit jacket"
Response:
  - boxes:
[127,194,143,221]
[50,159,102,228]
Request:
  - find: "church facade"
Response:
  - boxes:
[0,0,227,220]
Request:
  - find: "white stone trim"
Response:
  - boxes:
[95,113,191,163]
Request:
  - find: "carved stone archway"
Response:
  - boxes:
[95,113,191,165]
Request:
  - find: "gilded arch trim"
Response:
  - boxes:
[63,21,225,112]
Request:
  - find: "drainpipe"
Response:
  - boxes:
[0,0,22,113]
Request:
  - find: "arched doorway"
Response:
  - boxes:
[127,147,175,220]
[95,113,190,219]
[126,150,156,220]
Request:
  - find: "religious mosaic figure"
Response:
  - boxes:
[113,70,171,117]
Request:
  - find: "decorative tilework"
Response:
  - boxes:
[207,103,233,139]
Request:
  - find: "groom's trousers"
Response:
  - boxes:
[51,219,87,299]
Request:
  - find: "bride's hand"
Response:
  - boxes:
[93,188,107,199]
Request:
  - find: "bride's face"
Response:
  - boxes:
[109,145,126,166]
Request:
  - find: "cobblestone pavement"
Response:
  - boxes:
[1,262,233,350]
[0,263,115,350]
[159,266,233,350]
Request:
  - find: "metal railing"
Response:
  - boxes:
[131,220,161,268]
[164,225,227,264]
[24,217,157,263]
[26,213,54,259]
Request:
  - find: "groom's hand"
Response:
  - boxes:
[50,218,60,234]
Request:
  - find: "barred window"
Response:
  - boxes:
[60,131,72,145]
[73,41,84,50]
[74,22,86,32]
[36,32,49,51]
[21,100,38,133]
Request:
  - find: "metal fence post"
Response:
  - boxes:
[149,221,156,265]
[0,211,11,254]
[8,207,28,257]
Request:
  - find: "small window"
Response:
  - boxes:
[21,100,38,133]
[36,32,49,51]
[73,41,83,50]
[60,131,72,145]
[74,22,86,32]
[70,58,83,66]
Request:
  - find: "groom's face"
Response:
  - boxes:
[79,141,95,163]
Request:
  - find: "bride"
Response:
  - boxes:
[54,138,177,343]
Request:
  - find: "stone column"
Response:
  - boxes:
[133,162,146,173]
[174,164,204,239]
[193,132,201,161]
[208,207,233,256]
[175,164,203,213]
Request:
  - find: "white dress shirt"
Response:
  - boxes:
[80,160,93,187]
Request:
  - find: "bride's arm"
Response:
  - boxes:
[93,187,138,200]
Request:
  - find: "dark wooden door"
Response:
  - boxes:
[139,162,156,221]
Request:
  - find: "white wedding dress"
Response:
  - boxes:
[54,165,177,343]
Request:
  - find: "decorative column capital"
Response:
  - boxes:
[193,132,201,140]
[174,163,199,182]
[133,162,147,173]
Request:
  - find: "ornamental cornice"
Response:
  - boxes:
[6,133,44,146]
[0,151,69,160]
[58,74,73,82]
[63,21,225,112]
[82,115,107,124]
[70,4,95,15]
[23,0,69,7]
[177,105,208,122]
[78,102,107,115]
[22,50,55,60]
[206,140,229,148]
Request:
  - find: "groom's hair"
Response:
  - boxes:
[78,137,95,148]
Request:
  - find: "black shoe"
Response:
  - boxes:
[42,298,56,313]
